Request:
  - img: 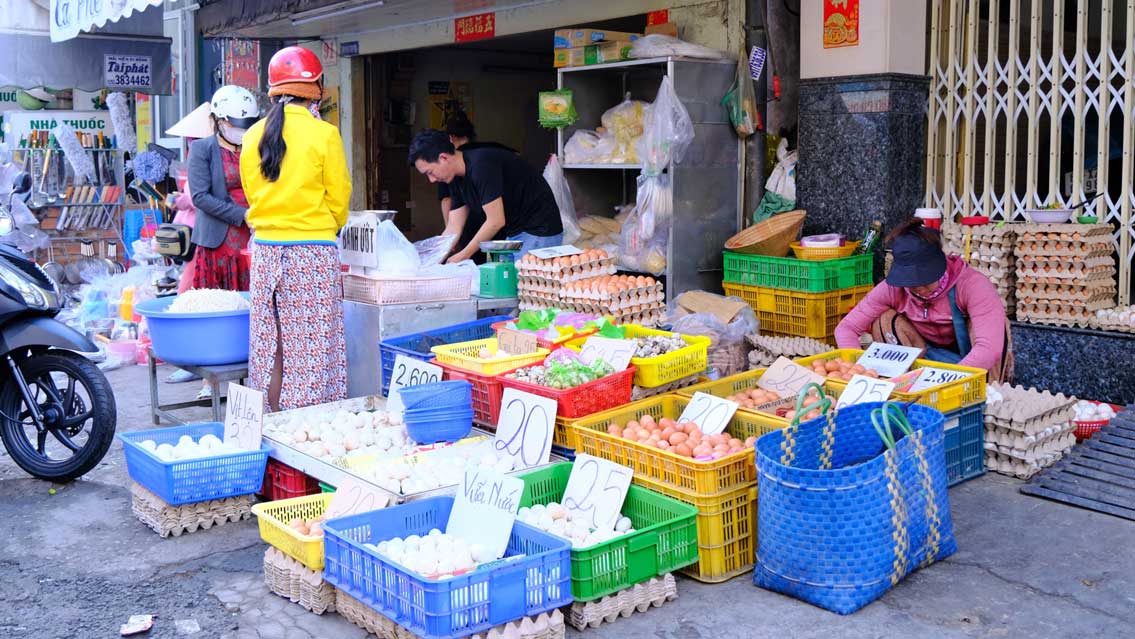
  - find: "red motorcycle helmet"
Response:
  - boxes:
[268,46,323,87]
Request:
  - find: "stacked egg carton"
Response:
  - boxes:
[1090,305,1135,334]
[561,275,666,326]
[1015,224,1117,328]
[746,334,832,369]
[263,548,336,615]
[517,250,617,311]
[130,482,252,537]
[335,589,565,639]
[568,574,677,630]
[966,226,1018,317]
[983,384,1077,479]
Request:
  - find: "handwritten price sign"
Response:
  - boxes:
[498,328,539,355]
[224,383,264,451]
[494,388,556,469]
[323,477,391,520]
[561,454,632,531]
[908,367,969,393]
[387,355,443,413]
[677,392,739,436]
[447,469,523,561]
[758,357,827,396]
[835,375,897,410]
[857,343,922,378]
[579,336,635,371]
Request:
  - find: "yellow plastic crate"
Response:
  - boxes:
[430,338,550,376]
[633,477,757,583]
[554,416,573,449]
[566,394,785,495]
[251,493,334,571]
[677,368,827,426]
[789,240,861,260]
[794,349,988,412]
[564,325,711,388]
[723,282,872,341]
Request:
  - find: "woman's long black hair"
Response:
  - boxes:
[258,97,289,182]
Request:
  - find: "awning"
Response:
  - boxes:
[50,0,163,42]
[0,32,172,94]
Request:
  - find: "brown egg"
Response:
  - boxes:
[670,432,689,446]
[674,443,693,457]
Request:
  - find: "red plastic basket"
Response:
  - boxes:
[259,457,320,501]
[1074,419,1108,442]
[438,362,507,426]
[498,364,636,419]
[490,321,598,352]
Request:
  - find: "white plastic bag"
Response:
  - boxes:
[414,234,459,266]
[638,76,694,174]
[619,174,671,275]
[765,138,798,201]
[418,259,480,294]
[630,34,729,61]
[543,154,581,244]
[374,220,420,276]
[601,95,649,164]
[564,130,617,164]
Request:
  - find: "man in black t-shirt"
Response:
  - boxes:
[409,129,563,263]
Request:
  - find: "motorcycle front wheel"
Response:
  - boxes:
[1,350,117,482]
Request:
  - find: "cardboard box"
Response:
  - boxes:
[645,22,679,37]
[554,41,636,68]
[554,28,642,49]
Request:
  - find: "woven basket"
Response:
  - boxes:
[724,210,806,256]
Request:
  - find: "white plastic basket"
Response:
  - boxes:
[342,273,472,305]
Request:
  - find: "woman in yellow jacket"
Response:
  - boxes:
[239,46,351,411]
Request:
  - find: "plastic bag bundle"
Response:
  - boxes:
[765,138,798,201]
[619,173,671,275]
[601,94,649,164]
[668,294,759,378]
[638,76,694,175]
[542,154,581,244]
[564,130,618,165]
[630,34,729,61]
[414,234,459,266]
[723,51,760,138]
[373,220,420,276]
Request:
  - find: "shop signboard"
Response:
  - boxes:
[454,12,496,43]
[104,55,153,91]
[823,0,860,49]
[51,0,164,43]
[4,110,114,146]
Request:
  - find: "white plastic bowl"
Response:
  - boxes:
[1023,208,1072,224]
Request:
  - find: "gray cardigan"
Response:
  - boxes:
[187,136,248,250]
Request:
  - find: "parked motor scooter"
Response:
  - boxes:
[0,166,117,481]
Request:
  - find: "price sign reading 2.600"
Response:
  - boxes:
[561,454,633,531]
[677,392,739,436]
[493,389,557,469]
[387,355,443,413]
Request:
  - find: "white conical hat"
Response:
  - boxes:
[165,101,213,139]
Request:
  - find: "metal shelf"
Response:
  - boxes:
[563,163,643,170]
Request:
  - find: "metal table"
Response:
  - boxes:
[473,295,518,317]
[147,348,249,425]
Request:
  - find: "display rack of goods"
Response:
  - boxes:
[563,326,710,388]
[1014,224,1117,328]
[119,423,269,506]
[722,282,872,342]
[723,251,874,293]
[251,493,334,571]
[378,315,511,396]
[1091,305,1135,334]
[322,496,572,639]
[516,462,699,601]
[796,349,987,413]
[431,338,551,425]
[984,384,1077,479]
[943,224,1018,317]
[746,334,831,369]
[134,290,251,366]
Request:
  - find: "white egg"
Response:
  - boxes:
[537,513,554,530]
[530,504,546,516]
[177,435,194,447]
[199,434,222,449]
[140,440,158,452]
[547,504,566,520]
[436,557,455,575]
[469,543,490,563]
[404,534,422,549]
[293,431,308,444]
[615,516,633,532]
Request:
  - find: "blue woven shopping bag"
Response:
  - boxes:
[753,394,957,614]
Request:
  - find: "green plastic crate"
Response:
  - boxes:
[723,251,874,292]
[517,462,699,601]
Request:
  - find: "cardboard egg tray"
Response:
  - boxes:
[516,254,617,278]
[518,276,563,296]
[334,589,565,639]
[567,574,678,630]
[985,385,1076,435]
[746,334,832,368]
[984,449,1067,480]
[263,548,336,615]
[1015,266,1116,282]
[1018,222,1113,237]
[1091,306,1135,333]
[561,285,665,312]
[129,482,252,538]
[1016,308,1097,328]
[630,373,704,401]
[985,420,1075,453]
[1017,291,1114,307]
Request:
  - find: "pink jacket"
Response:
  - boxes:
[835,255,1007,371]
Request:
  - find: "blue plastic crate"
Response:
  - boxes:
[118,423,269,506]
[379,316,512,396]
[943,403,985,486]
[550,445,576,461]
[323,496,572,639]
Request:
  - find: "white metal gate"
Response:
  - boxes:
[925,0,1135,305]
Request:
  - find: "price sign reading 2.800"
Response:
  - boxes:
[493,389,557,469]
[561,454,633,531]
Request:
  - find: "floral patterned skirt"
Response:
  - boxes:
[249,243,346,411]
[192,224,251,291]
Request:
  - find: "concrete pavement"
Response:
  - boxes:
[1,362,1132,638]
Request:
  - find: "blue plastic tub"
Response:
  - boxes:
[135,294,250,366]
[322,496,572,639]
[404,410,474,444]
[118,422,268,506]
[400,380,472,411]
[379,316,512,396]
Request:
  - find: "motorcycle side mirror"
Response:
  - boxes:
[11,171,32,195]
